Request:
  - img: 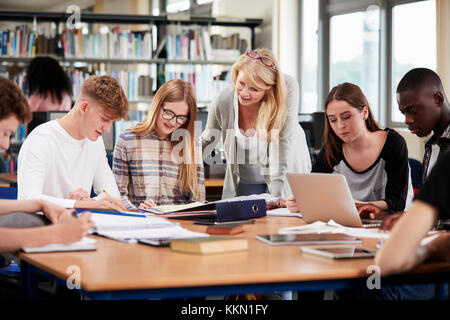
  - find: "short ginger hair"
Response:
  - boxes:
[0,76,32,124]
[80,75,129,119]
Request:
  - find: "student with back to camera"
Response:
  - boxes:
[25,56,73,111]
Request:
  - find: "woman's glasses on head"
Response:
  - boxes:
[246,50,276,69]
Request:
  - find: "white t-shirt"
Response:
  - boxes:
[17,120,120,208]
[426,143,441,178]
[233,91,267,184]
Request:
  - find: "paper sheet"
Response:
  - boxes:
[143,202,205,214]
[267,208,302,218]
[97,225,209,242]
[279,220,391,239]
[91,213,176,231]
[23,237,97,253]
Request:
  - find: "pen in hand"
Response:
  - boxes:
[102,189,127,211]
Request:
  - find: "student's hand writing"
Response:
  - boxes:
[69,188,91,201]
[139,199,157,209]
[357,203,389,220]
[54,211,94,244]
[286,196,300,213]
[423,233,450,262]
[379,212,403,232]
[39,200,69,224]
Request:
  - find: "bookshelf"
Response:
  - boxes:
[0,11,262,103]
[0,11,261,175]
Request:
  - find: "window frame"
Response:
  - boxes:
[313,0,435,129]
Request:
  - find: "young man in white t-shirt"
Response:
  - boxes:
[18,75,129,210]
[0,76,93,253]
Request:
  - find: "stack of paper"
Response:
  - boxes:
[90,213,176,231]
[90,213,209,243]
[97,225,209,243]
[279,220,391,239]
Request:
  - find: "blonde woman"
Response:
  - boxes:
[201,48,311,199]
[113,79,205,210]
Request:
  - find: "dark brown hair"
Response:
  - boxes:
[0,76,32,124]
[323,82,381,167]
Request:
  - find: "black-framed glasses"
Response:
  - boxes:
[161,106,189,125]
[246,50,276,69]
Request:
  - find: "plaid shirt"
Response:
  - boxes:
[113,129,205,209]
[422,123,450,185]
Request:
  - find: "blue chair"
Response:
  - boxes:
[408,158,423,194]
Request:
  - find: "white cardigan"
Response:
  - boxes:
[201,74,311,199]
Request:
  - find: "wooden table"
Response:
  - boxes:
[18,216,450,299]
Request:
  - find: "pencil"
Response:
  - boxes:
[103,189,127,211]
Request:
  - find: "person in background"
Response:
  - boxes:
[201,48,311,199]
[287,82,413,219]
[25,56,73,111]
[113,79,205,210]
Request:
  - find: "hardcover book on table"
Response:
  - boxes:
[170,236,248,254]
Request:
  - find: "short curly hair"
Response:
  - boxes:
[81,75,129,119]
[0,76,32,124]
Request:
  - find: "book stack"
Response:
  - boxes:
[170,236,248,254]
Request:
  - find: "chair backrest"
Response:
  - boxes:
[408,158,423,192]
[0,187,18,199]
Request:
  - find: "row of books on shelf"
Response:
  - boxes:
[164,25,243,62]
[70,69,153,102]
[62,27,153,60]
[0,25,154,60]
[1,24,245,62]
[3,64,229,110]
[161,65,230,103]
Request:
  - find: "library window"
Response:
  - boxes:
[330,6,380,120]
[300,0,319,113]
[390,0,436,123]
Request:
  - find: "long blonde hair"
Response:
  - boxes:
[130,79,200,199]
[231,48,287,142]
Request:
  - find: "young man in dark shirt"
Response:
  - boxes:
[380,68,450,230]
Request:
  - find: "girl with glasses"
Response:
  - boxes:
[113,79,205,209]
[201,48,311,199]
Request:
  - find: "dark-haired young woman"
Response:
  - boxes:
[25,56,73,111]
[287,82,413,219]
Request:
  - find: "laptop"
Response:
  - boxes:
[286,173,381,228]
